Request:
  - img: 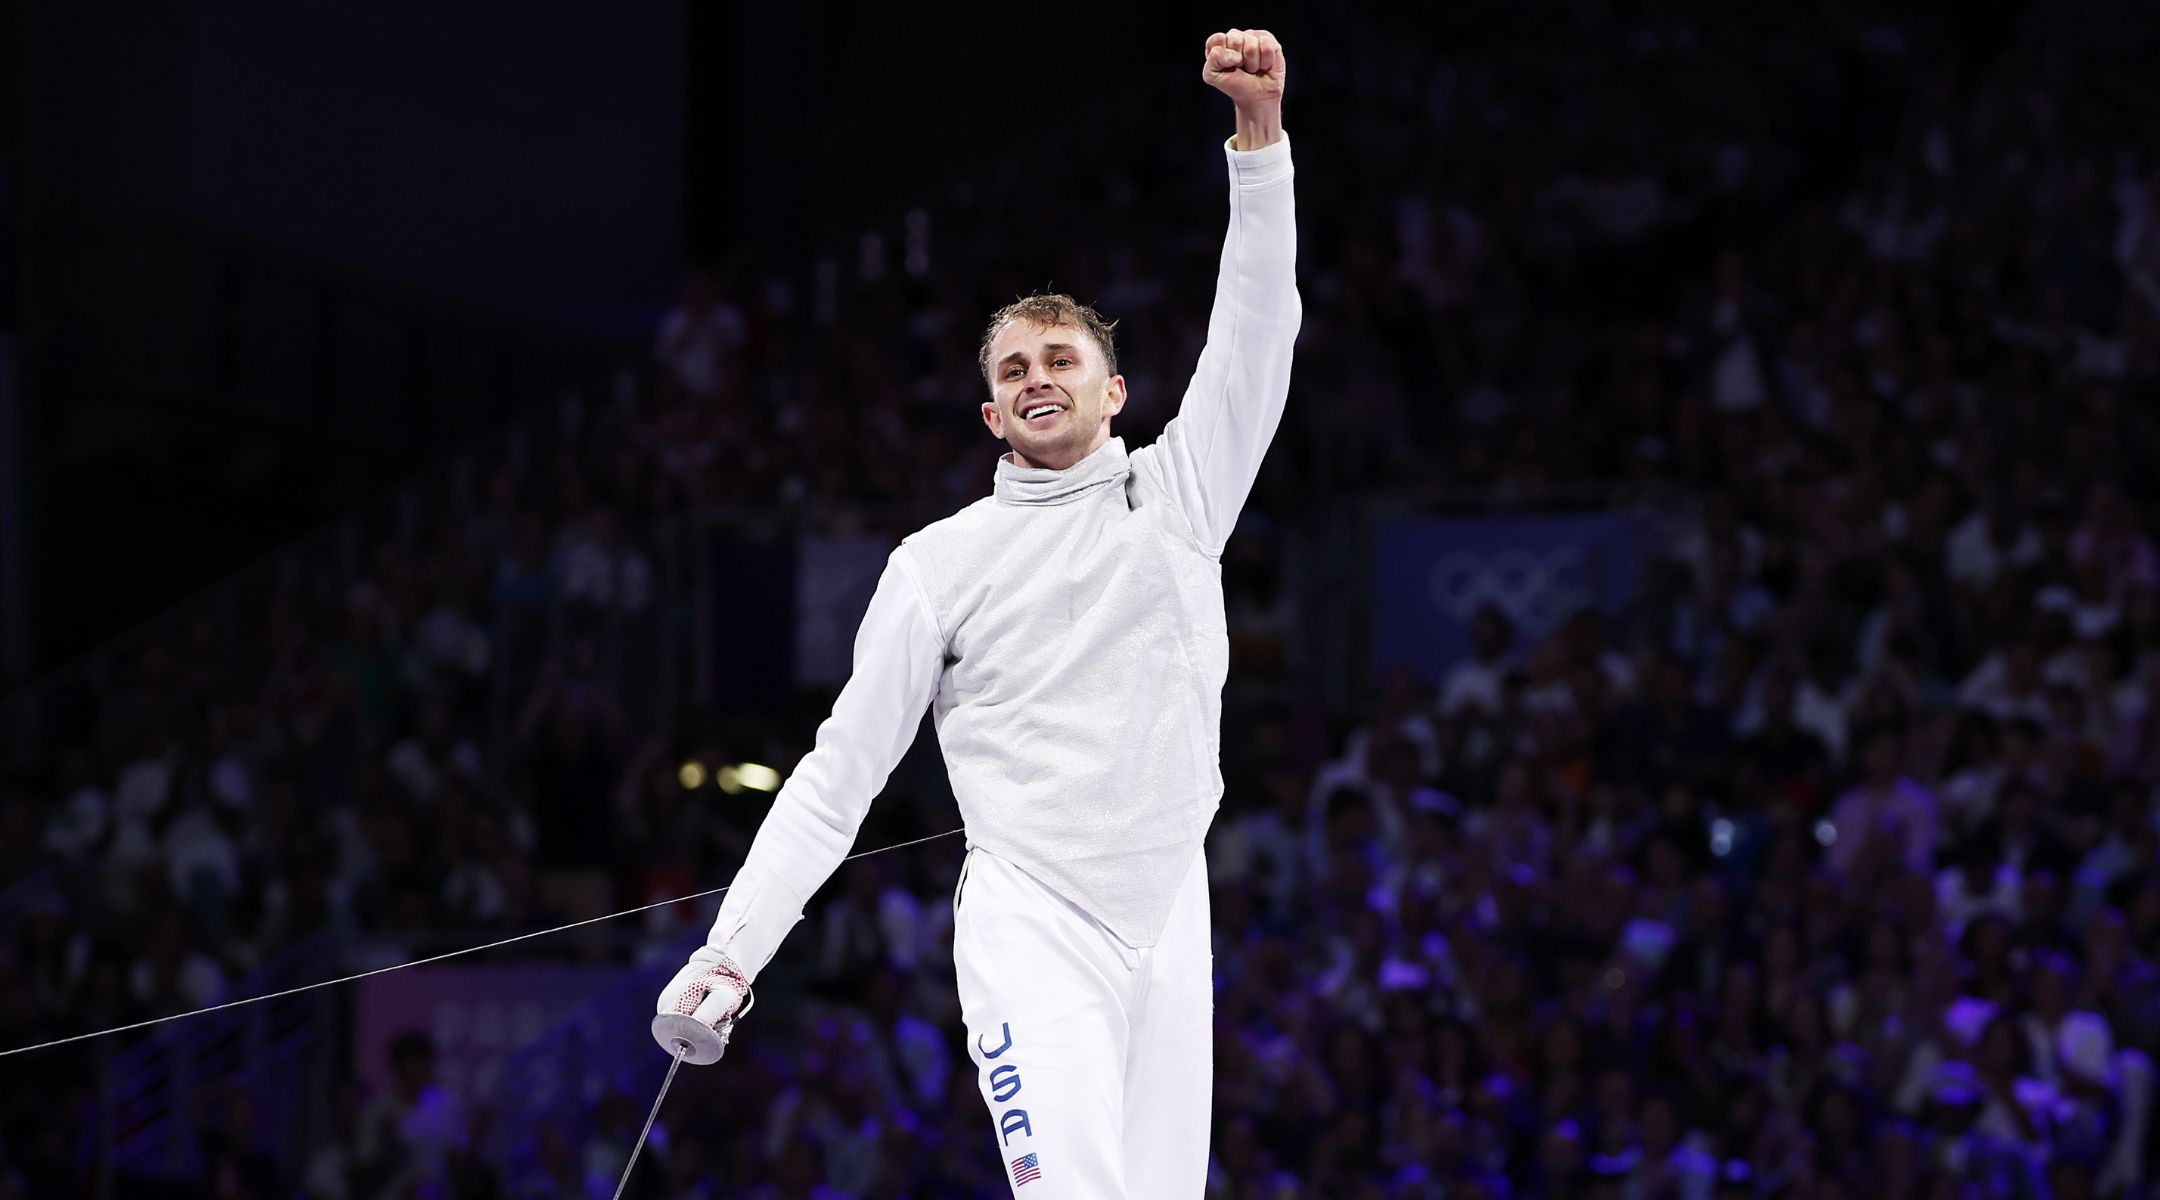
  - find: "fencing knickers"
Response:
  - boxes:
[953,845,1214,1199]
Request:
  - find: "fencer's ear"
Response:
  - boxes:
[981,400,1006,441]
[1105,375,1127,417]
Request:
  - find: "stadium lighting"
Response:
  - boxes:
[678,761,707,790]
[738,763,781,792]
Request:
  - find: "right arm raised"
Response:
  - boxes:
[673,547,944,987]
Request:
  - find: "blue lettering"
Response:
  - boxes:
[999,1108,1033,1145]
[990,1064,1022,1103]
[978,1022,1013,1059]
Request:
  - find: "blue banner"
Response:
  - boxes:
[356,964,629,1108]
[703,532,896,701]
[1370,514,1640,685]
[796,535,893,688]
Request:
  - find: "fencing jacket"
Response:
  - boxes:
[705,135,1299,978]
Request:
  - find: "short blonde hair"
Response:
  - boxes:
[978,294,1119,386]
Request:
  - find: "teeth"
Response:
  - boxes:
[1025,406,1059,419]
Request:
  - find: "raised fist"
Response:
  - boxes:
[1201,28,1286,111]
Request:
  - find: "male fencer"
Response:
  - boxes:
[657,27,1297,1197]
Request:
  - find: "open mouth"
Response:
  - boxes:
[1022,403,1066,425]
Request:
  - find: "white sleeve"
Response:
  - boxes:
[1144,135,1301,557]
[701,547,945,980]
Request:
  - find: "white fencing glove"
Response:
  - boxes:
[652,946,754,1065]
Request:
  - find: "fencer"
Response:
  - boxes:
[657,27,1297,1197]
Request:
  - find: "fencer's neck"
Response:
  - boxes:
[994,437,1130,506]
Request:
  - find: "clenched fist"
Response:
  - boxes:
[1202,28,1285,151]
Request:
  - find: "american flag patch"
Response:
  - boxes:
[1010,1152,1042,1186]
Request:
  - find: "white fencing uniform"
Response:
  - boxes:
[954,846,1214,1197]
[695,134,1298,1197]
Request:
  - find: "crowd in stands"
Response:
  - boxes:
[5,0,2160,1196]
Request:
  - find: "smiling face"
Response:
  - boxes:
[982,319,1126,470]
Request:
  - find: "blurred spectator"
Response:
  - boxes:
[356,1030,469,1198]
[515,638,629,927]
[1826,721,1942,878]
[657,268,747,404]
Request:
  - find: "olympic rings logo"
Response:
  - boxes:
[1426,548,1594,632]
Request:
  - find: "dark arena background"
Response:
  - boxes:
[3,0,2160,1196]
